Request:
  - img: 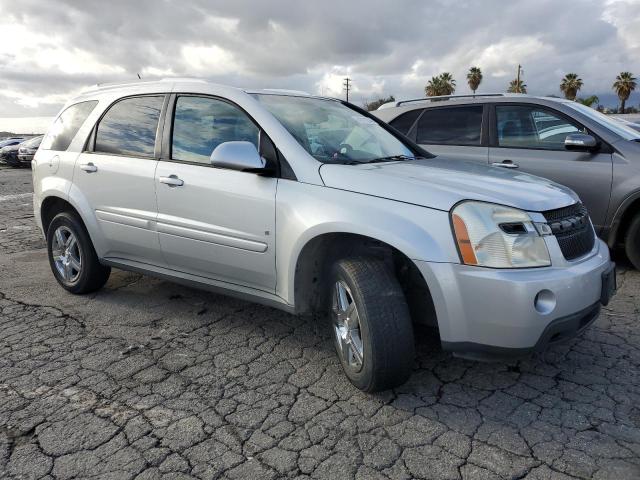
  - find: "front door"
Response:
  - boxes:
[488,104,613,230]
[74,95,166,264]
[155,95,277,292]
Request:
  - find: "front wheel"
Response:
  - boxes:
[46,212,111,294]
[624,213,640,270]
[329,258,415,392]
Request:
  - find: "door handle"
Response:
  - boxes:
[159,175,184,187]
[491,160,519,169]
[80,162,97,173]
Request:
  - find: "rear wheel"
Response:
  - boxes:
[329,257,414,392]
[46,212,111,294]
[624,213,640,270]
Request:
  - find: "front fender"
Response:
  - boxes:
[275,181,458,304]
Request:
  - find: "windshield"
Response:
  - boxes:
[254,94,421,163]
[565,102,640,141]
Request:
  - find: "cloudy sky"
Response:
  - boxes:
[1,0,639,122]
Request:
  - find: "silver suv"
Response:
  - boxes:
[33,80,616,392]
[374,93,640,269]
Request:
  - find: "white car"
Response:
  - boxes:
[32,79,615,391]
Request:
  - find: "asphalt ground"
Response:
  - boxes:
[1,165,639,479]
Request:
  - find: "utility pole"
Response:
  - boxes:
[516,64,522,93]
[343,77,351,102]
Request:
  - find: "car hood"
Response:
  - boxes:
[319,157,579,212]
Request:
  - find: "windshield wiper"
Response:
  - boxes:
[343,155,421,165]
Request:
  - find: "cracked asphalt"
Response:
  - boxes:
[1,165,639,480]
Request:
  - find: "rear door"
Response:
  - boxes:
[74,94,167,264]
[488,104,613,230]
[408,104,488,163]
[154,94,277,292]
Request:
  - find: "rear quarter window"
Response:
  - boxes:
[40,101,98,151]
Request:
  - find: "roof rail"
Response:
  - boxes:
[257,88,311,96]
[395,93,506,106]
[82,77,208,95]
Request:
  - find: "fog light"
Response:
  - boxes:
[534,290,556,315]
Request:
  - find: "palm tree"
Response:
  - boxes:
[559,73,583,100]
[613,72,637,113]
[576,95,600,107]
[425,76,443,96]
[439,72,456,95]
[467,67,483,94]
[507,79,527,94]
[425,73,456,97]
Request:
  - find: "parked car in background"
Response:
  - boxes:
[16,135,44,165]
[614,117,640,133]
[0,143,21,166]
[32,80,615,391]
[0,137,24,149]
[374,94,640,269]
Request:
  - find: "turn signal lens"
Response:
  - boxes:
[452,213,478,265]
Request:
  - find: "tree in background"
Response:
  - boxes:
[364,95,395,111]
[613,72,637,113]
[467,67,483,94]
[425,73,456,96]
[560,73,583,100]
[507,79,527,94]
[576,95,600,107]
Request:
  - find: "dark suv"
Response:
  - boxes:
[374,94,640,268]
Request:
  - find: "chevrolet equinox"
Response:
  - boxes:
[33,80,616,392]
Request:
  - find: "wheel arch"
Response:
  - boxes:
[292,231,438,328]
[40,189,106,257]
[608,191,640,248]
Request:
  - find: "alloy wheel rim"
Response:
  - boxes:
[332,280,364,372]
[52,226,82,283]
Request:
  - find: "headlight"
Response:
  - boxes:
[451,201,551,268]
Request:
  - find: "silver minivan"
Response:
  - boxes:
[374,94,640,269]
[33,80,615,391]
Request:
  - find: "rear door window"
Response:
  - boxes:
[389,109,423,136]
[416,106,483,146]
[95,96,164,157]
[40,101,98,151]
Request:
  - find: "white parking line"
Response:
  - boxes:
[0,193,33,202]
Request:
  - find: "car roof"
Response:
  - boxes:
[74,78,339,103]
[374,94,574,119]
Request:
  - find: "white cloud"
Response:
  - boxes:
[180,45,239,75]
[0,0,638,117]
[602,0,640,54]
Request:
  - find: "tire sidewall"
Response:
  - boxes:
[626,214,640,269]
[330,262,376,391]
[46,213,93,292]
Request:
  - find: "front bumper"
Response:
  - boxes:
[415,238,614,360]
[18,154,35,162]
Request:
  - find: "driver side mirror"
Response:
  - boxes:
[210,141,269,173]
[564,133,598,151]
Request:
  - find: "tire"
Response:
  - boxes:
[624,213,640,270]
[328,257,415,392]
[46,211,111,294]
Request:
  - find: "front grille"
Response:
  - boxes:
[543,202,595,260]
